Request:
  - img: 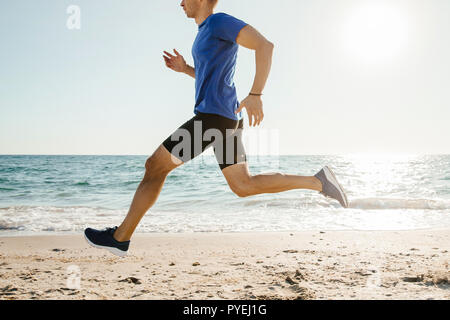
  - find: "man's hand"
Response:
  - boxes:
[163,49,187,73]
[235,95,264,127]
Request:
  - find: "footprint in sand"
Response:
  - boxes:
[402,275,424,283]
[0,285,18,296]
[285,276,297,285]
[119,277,142,284]
[295,270,306,281]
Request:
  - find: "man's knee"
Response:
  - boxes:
[144,146,177,177]
[229,176,254,198]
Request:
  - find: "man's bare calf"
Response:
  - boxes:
[113,145,182,242]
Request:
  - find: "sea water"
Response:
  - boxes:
[0,154,449,235]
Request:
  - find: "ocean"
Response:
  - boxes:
[0,154,449,235]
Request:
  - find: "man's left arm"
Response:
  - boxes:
[235,25,274,127]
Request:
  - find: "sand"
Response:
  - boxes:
[0,230,448,300]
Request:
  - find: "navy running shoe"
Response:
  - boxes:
[314,166,349,208]
[84,226,130,257]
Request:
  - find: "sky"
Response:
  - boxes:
[1,0,449,155]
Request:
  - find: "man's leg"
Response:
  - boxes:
[114,113,226,241]
[221,162,322,198]
[113,145,183,241]
[217,118,322,197]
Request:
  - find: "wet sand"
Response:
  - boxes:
[0,230,448,300]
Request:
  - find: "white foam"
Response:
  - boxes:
[349,197,450,210]
[1,198,450,235]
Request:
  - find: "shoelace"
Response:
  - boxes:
[104,227,117,235]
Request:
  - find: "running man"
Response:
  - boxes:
[84,0,348,257]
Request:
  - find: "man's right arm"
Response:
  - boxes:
[183,64,195,79]
[163,49,195,79]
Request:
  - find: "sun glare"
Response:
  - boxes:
[341,2,409,63]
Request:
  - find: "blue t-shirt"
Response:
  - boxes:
[192,12,248,120]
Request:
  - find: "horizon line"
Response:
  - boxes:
[1,153,449,156]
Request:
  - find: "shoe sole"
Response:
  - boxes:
[83,232,128,257]
[323,166,349,208]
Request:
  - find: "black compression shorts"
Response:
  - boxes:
[162,112,247,170]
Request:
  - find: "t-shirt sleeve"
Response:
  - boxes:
[211,13,248,43]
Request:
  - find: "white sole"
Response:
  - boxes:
[323,166,349,208]
[83,232,128,257]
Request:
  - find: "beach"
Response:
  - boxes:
[0,229,448,300]
[3,0,450,304]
